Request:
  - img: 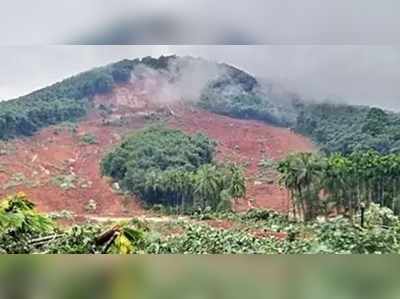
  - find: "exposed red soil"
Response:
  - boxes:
[0,83,314,217]
[205,219,235,230]
[0,113,146,217]
[168,106,314,213]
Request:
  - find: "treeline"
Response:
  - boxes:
[278,150,400,221]
[295,102,400,154]
[101,126,246,211]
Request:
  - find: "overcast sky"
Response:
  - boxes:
[1,46,400,111]
[1,0,400,44]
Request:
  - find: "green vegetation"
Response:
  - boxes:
[80,133,98,144]
[199,91,286,126]
[0,193,147,254]
[101,126,246,211]
[295,103,400,154]
[0,54,293,141]
[0,192,55,253]
[3,193,400,254]
[198,64,290,127]
[0,58,139,140]
[278,150,400,221]
[51,173,91,191]
[52,174,78,190]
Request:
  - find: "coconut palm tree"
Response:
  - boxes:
[194,164,223,210]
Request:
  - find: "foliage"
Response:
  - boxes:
[242,208,289,226]
[200,86,288,126]
[0,192,55,253]
[277,152,325,221]
[47,222,146,254]
[80,133,98,144]
[309,215,400,254]
[295,102,400,154]
[101,126,246,211]
[0,54,298,142]
[145,223,279,254]
[2,193,400,254]
[0,57,140,140]
[278,150,400,221]
[52,174,77,190]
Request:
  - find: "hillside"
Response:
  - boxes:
[4,55,400,254]
[2,54,398,220]
[0,92,313,219]
[0,55,317,220]
[295,102,400,154]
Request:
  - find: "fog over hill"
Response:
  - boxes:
[0,46,400,111]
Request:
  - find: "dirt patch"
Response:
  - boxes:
[0,118,145,218]
[168,105,314,213]
[205,219,235,230]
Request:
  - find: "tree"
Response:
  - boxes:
[227,164,246,200]
[194,165,223,210]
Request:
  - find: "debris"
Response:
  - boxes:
[165,104,175,116]
[48,210,75,220]
[85,199,97,212]
[112,182,121,190]
[80,133,98,145]
[67,158,76,165]
[40,166,51,175]
[52,174,77,190]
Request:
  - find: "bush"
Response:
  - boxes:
[0,192,55,253]
[80,133,98,145]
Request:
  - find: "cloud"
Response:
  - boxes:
[1,46,400,112]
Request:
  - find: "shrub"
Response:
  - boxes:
[80,133,98,145]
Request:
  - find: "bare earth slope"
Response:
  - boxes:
[0,83,314,217]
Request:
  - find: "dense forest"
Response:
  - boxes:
[101,126,246,211]
[295,102,400,154]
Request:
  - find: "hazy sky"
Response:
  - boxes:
[1,46,400,111]
[1,0,400,44]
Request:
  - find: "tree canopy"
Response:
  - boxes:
[278,150,400,221]
[101,126,245,211]
[295,102,400,154]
